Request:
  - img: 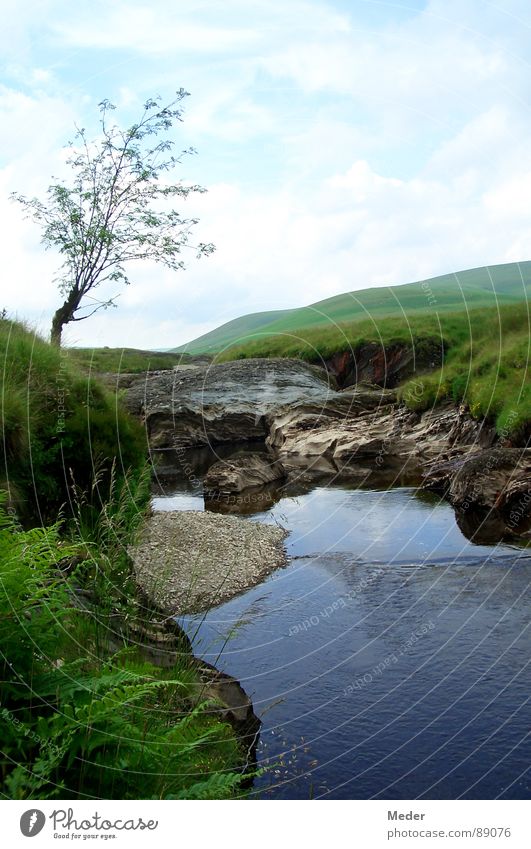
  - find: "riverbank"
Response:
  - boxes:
[0,319,254,800]
[217,303,530,442]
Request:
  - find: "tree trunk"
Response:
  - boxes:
[50,310,65,346]
[50,288,80,347]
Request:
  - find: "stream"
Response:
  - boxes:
[152,452,530,800]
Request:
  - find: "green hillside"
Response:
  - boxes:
[173,307,295,354]
[174,261,531,353]
[0,319,246,800]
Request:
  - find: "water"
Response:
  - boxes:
[153,475,531,800]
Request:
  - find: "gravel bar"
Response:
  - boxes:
[129,510,288,615]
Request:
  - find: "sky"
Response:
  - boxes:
[2,0,531,348]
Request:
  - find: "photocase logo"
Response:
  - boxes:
[20,809,46,837]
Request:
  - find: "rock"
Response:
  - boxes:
[203,452,287,515]
[192,659,261,762]
[204,482,283,515]
[204,453,287,495]
[98,360,206,391]
[446,447,531,542]
[268,398,496,477]
[122,357,337,449]
[266,386,397,456]
[420,454,470,495]
[129,510,288,614]
[325,340,444,388]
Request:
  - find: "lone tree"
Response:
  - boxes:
[12,90,213,345]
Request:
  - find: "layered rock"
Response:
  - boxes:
[204,453,286,495]
[120,355,501,485]
[268,398,496,477]
[123,358,337,449]
[120,356,531,545]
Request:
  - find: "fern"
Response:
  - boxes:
[170,770,246,800]
[0,497,247,800]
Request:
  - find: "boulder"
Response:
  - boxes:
[122,357,337,449]
[191,659,261,764]
[446,447,531,541]
[204,453,286,495]
[204,483,283,516]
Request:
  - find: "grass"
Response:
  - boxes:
[68,346,193,374]
[218,303,530,440]
[0,319,148,524]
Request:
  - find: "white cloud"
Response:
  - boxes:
[56,13,259,55]
[483,171,531,218]
[52,0,350,54]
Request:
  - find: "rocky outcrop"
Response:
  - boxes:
[192,659,261,761]
[268,399,496,477]
[444,447,531,542]
[123,358,337,449]
[204,453,287,495]
[325,339,444,388]
[121,356,530,544]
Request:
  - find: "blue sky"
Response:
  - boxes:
[2,0,531,347]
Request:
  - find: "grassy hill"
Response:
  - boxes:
[174,261,531,354]
[0,319,148,522]
[173,308,295,355]
[0,318,247,800]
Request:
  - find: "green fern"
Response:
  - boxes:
[0,497,247,800]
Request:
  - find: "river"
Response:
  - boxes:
[153,458,530,800]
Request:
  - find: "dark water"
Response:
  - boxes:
[153,476,531,800]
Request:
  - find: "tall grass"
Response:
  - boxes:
[0,319,147,524]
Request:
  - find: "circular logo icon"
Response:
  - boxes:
[20,810,46,837]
